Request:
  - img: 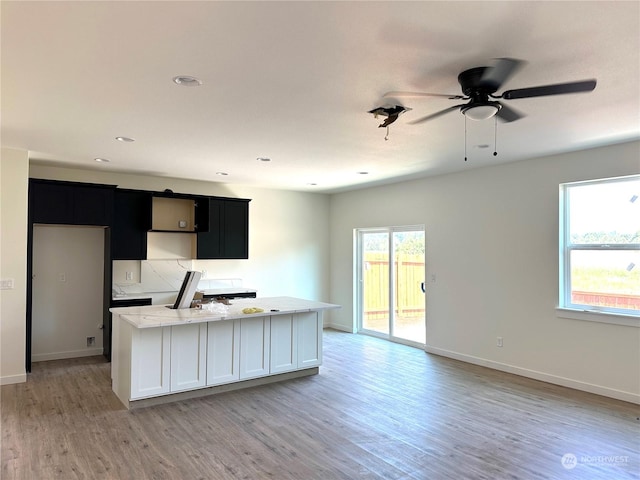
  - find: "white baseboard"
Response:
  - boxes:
[0,373,27,385]
[32,348,103,363]
[425,345,640,405]
[323,323,354,333]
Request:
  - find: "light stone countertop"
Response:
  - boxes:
[110,296,340,328]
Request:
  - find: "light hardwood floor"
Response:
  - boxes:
[2,330,639,479]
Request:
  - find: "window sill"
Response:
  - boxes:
[556,308,640,327]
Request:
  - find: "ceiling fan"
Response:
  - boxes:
[384,58,597,124]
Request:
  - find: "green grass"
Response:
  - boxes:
[572,267,640,295]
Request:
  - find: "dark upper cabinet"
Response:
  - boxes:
[194,196,210,233]
[73,185,115,226]
[30,179,115,226]
[112,189,152,260]
[30,180,74,224]
[197,198,250,259]
[29,179,248,260]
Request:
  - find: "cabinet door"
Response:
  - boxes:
[170,323,207,392]
[194,196,210,232]
[130,327,171,399]
[207,320,240,385]
[30,180,115,226]
[239,316,270,379]
[270,314,297,374]
[73,185,114,226]
[30,180,74,224]
[112,190,152,260]
[197,198,249,259]
[223,200,249,259]
[297,311,322,368]
[197,200,223,258]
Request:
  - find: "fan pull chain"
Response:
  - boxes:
[493,115,498,157]
[385,126,390,141]
[464,116,468,161]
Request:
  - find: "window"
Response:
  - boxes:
[559,175,640,317]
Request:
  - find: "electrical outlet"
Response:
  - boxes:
[0,278,14,290]
[58,272,66,282]
[201,270,207,278]
[125,271,133,281]
[497,337,503,347]
[178,220,187,228]
[87,336,95,347]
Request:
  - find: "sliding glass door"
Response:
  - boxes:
[357,226,426,347]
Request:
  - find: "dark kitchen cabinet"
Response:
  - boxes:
[30,179,115,226]
[197,198,250,259]
[73,185,115,226]
[29,180,73,224]
[112,189,152,260]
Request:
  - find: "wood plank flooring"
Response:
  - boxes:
[2,330,639,479]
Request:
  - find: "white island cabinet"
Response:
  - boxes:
[206,319,239,386]
[111,297,339,409]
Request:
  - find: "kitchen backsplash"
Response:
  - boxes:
[113,259,244,297]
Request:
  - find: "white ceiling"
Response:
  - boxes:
[2,1,639,193]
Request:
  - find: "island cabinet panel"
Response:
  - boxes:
[170,323,207,392]
[298,311,322,368]
[207,320,240,386]
[270,314,298,374]
[239,316,270,379]
[130,327,171,399]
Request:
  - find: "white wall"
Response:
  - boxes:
[28,164,331,301]
[32,225,105,361]
[0,148,29,385]
[329,141,640,403]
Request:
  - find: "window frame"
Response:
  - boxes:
[558,175,640,324]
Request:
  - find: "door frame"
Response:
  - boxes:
[355,225,426,348]
[26,223,111,371]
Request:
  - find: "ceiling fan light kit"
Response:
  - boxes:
[461,104,500,121]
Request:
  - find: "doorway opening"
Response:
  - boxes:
[356,226,426,348]
[28,225,111,370]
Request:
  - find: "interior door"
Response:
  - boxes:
[357,226,426,347]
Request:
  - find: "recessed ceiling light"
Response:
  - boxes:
[216,172,228,176]
[257,157,271,162]
[307,183,318,186]
[116,136,135,143]
[476,144,490,149]
[357,171,369,175]
[95,158,110,163]
[173,75,202,86]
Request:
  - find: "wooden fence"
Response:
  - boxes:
[572,291,640,310]
[363,253,425,320]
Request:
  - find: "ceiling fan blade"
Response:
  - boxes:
[384,91,464,99]
[495,103,524,123]
[407,104,464,124]
[479,58,524,91]
[501,79,596,100]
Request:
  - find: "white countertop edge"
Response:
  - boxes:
[110,296,340,329]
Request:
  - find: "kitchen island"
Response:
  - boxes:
[110,296,339,409]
